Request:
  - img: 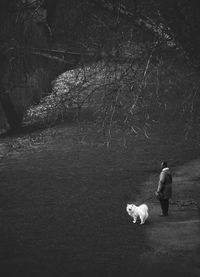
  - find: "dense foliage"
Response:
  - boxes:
[0,0,200,140]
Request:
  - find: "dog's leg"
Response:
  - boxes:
[140,216,145,224]
[133,216,137,223]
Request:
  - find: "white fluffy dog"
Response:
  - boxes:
[126,203,149,224]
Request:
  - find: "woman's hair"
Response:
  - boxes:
[161,161,168,169]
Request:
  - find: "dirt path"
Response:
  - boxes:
[134,160,200,277]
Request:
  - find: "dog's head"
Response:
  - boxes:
[126,203,136,215]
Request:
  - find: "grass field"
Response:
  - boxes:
[0,116,199,276]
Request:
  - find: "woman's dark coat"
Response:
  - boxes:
[157,167,172,199]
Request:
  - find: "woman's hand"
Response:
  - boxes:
[155,191,161,199]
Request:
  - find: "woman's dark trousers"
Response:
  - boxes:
[159,198,169,215]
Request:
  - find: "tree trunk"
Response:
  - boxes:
[0,90,21,131]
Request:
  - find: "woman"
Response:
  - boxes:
[155,161,172,216]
